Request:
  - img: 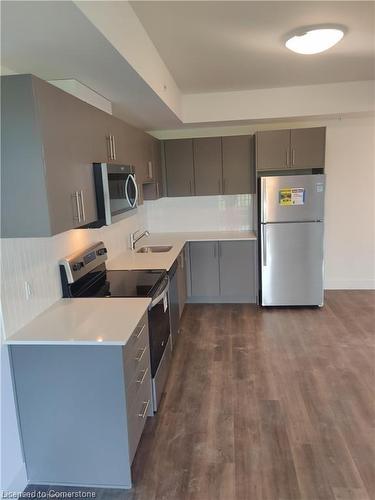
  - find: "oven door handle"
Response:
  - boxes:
[149,283,169,310]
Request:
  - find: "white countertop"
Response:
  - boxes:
[5,298,151,346]
[107,230,257,271]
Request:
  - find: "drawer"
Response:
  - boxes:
[125,345,150,410]
[127,370,152,464]
[123,315,149,376]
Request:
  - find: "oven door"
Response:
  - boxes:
[94,164,138,225]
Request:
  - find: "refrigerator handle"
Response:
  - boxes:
[262,225,267,266]
[261,178,267,222]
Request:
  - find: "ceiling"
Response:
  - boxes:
[131,1,375,93]
[1,1,181,129]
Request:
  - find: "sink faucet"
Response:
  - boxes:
[130,229,150,250]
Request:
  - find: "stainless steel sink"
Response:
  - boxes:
[137,245,172,253]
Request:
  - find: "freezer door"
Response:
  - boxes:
[260,174,325,223]
[261,222,324,306]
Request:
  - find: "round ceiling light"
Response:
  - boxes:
[285,25,345,54]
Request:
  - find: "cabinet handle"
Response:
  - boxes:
[286,149,289,167]
[72,191,82,222]
[156,182,159,198]
[292,148,295,166]
[134,324,146,341]
[135,346,147,362]
[213,243,217,258]
[136,368,148,385]
[148,161,153,179]
[106,136,112,160]
[223,179,226,194]
[138,400,150,419]
[79,190,86,222]
[218,179,221,193]
[111,135,116,161]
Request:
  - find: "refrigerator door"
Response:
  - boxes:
[261,221,324,306]
[260,174,325,223]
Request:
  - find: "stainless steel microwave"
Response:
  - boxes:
[93,163,138,226]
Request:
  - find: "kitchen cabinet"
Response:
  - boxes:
[177,247,188,317]
[1,74,155,237]
[10,312,152,489]
[189,240,256,303]
[255,129,291,171]
[222,135,255,194]
[190,241,220,298]
[290,127,326,169]
[256,127,326,171]
[1,74,99,237]
[219,241,256,301]
[164,139,195,197]
[193,137,222,195]
[143,138,164,200]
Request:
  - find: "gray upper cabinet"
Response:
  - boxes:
[256,127,326,171]
[222,135,255,194]
[143,137,163,201]
[219,241,256,301]
[190,241,220,298]
[193,137,222,196]
[290,127,326,169]
[164,139,195,197]
[1,74,98,237]
[256,129,290,171]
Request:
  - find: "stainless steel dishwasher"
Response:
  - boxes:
[168,261,180,349]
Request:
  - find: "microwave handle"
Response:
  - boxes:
[125,174,138,208]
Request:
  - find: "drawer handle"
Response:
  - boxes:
[138,400,150,419]
[136,368,148,385]
[135,346,147,362]
[134,324,146,341]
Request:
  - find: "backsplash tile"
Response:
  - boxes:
[144,195,253,232]
[1,207,147,338]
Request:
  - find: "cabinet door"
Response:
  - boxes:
[177,248,188,317]
[190,242,220,297]
[290,127,326,169]
[143,138,163,200]
[164,139,194,197]
[222,135,254,194]
[193,137,222,195]
[219,241,256,301]
[256,129,290,171]
[34,79,85,234]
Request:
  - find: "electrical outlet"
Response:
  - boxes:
[24,281,33,300]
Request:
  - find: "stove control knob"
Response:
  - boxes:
[97,247,107,256]
[72,261,84,272]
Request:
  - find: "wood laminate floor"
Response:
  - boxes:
[26,291,375,500]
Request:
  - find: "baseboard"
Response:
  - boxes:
[324,279,375,290]
[187,296,256,304]
[3,462,28,495]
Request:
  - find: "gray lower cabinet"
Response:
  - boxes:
[193,137,222,195]
[164,139,195,197]
[177,247,188,317]
[222,135,255,194]
[190,241,220,298]
[219,241,256,300]
[10,313,152,489]
[189,240,256,303]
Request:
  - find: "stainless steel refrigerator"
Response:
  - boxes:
[260,174,325,306]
